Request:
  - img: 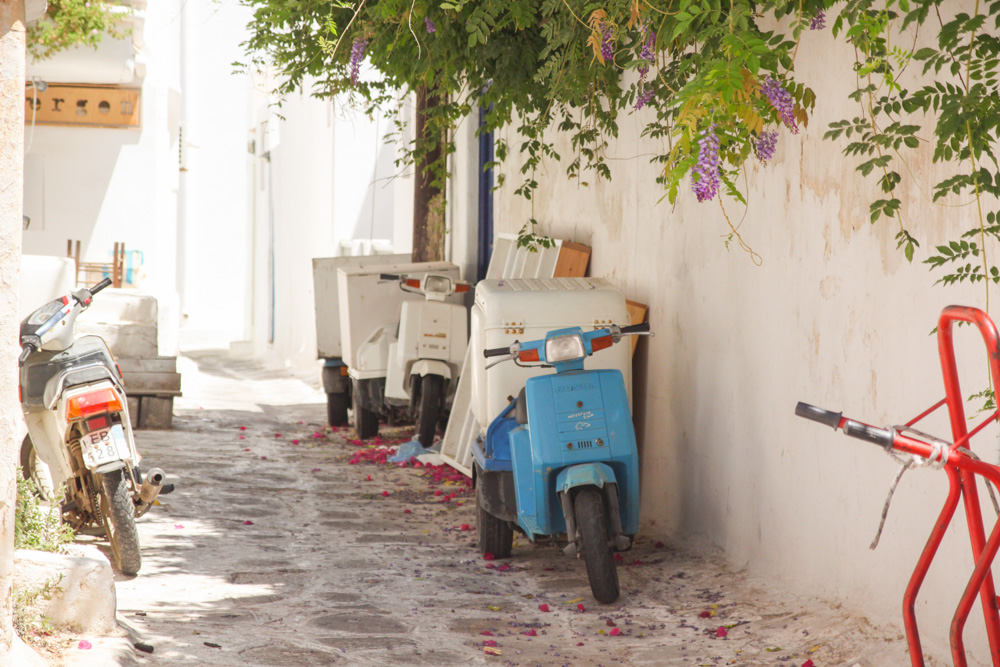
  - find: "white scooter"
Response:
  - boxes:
[18,278,171,576]
[382,273,469,447]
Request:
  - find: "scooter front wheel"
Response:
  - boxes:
[476,485,513,558]
[575,486,620,604]
[417,374,443,447]
[101,469,142,576]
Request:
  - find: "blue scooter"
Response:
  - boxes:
[473,322,651,603]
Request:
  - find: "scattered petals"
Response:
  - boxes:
[78,640,92,650]
[699,611,711,618]
[291,439,300,445]
[174,524,184,529]
[613,553,624,564]
[239,426,247,431]
[381,491,390,497]
[577,603,586,612]
[606,619,617,627]
[716,627,728,638]
[243,520,254,525]
[576,642,585,646]
[483,639,497,647]
[404,509,412,514]
[311,468,321,472]
[243,448,250,452]
[366,475,372,481]
[483,553,495,561]
[538,604,550,612]
[802,661,815,667]
[260,456,268,460]
[460,524,470,531]
[480,631,494,636]
[238,435,245,440]
[609,628,621,637]
[434,490,443,496]
[274,433,282,438]
[523,629,537,637]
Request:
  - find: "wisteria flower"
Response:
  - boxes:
[761,76,798,133]
[755,129,778,164]
[425,17,436,34]
[349,37,368,86]
[691,124,721,203]
[633,87,654,111]
[600,21,614,62]
[810,10,826,30]
[638,24,655,63]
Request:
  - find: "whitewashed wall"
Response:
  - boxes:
[492,16,995,664]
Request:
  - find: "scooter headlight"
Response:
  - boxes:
[422,275,453,294]
[544,334,586,363]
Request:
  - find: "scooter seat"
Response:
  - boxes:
[514,387,528,425]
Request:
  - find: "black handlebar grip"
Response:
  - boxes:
[90,277,113,294]
[795,402,843,429]
[484,347,510,358]
[842,420,895,449]
[18,346,32,366]
[619,322,650,334]
[380,273,400,281]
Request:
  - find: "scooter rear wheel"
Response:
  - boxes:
[476,485,513,558]
[575,486,620,604]
[101,469,142,576]
[327,391,350,427]
[352,384,379,440]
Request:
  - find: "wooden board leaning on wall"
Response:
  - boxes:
[25,84,140,129]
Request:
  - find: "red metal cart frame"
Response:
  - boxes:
[797,306,1000,666]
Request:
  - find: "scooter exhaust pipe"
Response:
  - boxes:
[138,468,166,506]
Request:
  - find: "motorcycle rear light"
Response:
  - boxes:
[518,349,540,363]
[545,334,586,363]
[66,388,123,421]
[591,335,613,353]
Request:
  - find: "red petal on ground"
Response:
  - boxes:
[313,432,322,438]
[716,627,728,638]
[434,490,443,496]
[243,520,254,525]
[538,604,550,612]
[523,629,537,637]
[243,448,250,452]
[311,468,321,472]
[483,640,497,647]
[613,553,624,563]
[404,509,412,514]
[291,439,300,445]
[239,426,247,431]
[483,553,495,561]
[78,640,92,650]
[576,642,584,646]
[260,456,267,460]
[480,631,494,636]
[577,603,586,612]
[606,619,616,627]
[366,475,372,481]
[381,491,390,497]
[699,611,711,618]
[655,541,665,548]
[801,661,815,667]
[349,459,359,465]
[274,433,282,437]
[609,628,621,637]
[239,435,245,440]
[631,559,642,566]
[460,524,470,531]
[485,564,496,570]
[174,524,184,529]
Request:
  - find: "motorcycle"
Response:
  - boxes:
[18,277,171,576]
[382,272,470,447]
[473,322,651,603]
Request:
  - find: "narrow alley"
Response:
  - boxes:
[69,350,917,666]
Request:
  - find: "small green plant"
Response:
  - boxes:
[13,575,63,641]
[27,0,131,60]
[14,469,75,553]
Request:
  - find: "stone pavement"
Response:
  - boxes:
[54,350,930,666]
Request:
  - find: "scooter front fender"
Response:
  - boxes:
[555,462,617,495]
[409,359,452,381]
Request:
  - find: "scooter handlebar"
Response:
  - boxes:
[90,278,112,295]
[619,322,650,335]
[483,346,511,358]
[794,402,842,429]
[380,274,401,281]
[18,345,33,366]
[842,420,895,449]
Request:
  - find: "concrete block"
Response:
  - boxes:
[139,395,174,429]
[78,289,158,325]
[14,545,117,635]
[74,322,158,358]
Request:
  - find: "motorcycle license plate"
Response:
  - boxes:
[80,426,126,469]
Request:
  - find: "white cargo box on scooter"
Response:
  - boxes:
[339,262,462,380]
[470,278,632,431]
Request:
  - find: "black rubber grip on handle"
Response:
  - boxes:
[620,322,650,334]
[90,277,112,294]
[484,346,509,358]
[795,402,842,429]
[380,273,400,281]
[842,420,895,449]
[18,346,32,366]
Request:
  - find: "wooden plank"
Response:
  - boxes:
[25,84,141,129]
[118,357,177,373]
[553,241,591,277]
[122,371,181,393]
[626,300,648,355]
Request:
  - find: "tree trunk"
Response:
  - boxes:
[412,85,444,263]
[0,0,24,661]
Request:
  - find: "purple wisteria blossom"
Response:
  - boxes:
[761,76,798,133]
[810,10,826,30]
[633,88,654,110]
[600,21,614,62]
[692,124,721,202]
[639,25,655,62]
[349,37,368,85]
[425,17,436,33]
[755,130,778,164]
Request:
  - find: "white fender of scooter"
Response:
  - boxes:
[384,341,410,401]
[23,411,75,489]
[352,323,396,378]
[409,359,452,381]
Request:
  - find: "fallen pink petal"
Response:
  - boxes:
[274,433,282,437]
[243,520,253,525]
[577,603,586,612]
[483,639,497,647]
[311,468,321,472]
[576,642,585,646]
[801,661,815,667]
[538,604,550,612]
[716,627,728,638]
[404,509,412,514]
[291,439,300,444]
[238,435,245,440]
[366,475,372,481]
[606,619,616,627]
[655,541,665,548]
[381,490,390,497]
[460,523,470,531]
[523,629,537,637]
[609,628,621,637]
[483,553,495,561]
[699,611,711,618]
[78,640,92,650]
[480,630,494,636]
[174,524,184,529]
[239,426,246,431]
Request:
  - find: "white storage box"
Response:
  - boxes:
[312,254,410,359]
[470,277,632,429]
[339,262,462,373]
